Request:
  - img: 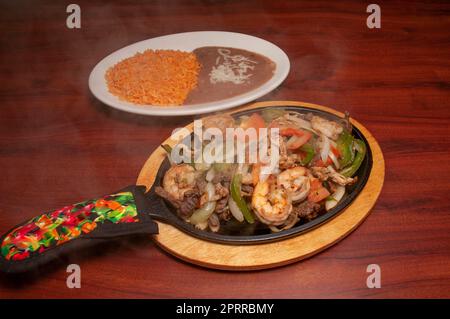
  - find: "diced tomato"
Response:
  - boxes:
[331,146,341,158]
[310,178,322,191]
[241,113,266,130]
[285,132,312,149]
[239,113,266,141]
[308,187,330,203]
[279,128,312,150]
[313,157,333,167]
[280,127,305,137]
[309,178,330,202]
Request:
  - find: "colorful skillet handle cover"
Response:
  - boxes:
[0,185,158,274]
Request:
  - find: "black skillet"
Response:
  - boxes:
[0,106,372,273]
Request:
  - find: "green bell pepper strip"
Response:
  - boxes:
[230,174,254,224]
[298,143,315,166]
[339,139,366,177]
[336,130,355,168]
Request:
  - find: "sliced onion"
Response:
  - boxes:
[205,182,215,200]
[285,114,319,135]
[269,225,282,233]
[320,134,331,162]
[328,151,340,169]
[328,140,340,168]
[325,185,345,211]
[190,182,217,225]
[190,201,217,225]
[228,197,244,222]
[194,221,208,230]
[285,135,298,149]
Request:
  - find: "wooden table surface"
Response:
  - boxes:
[0,0,449,298]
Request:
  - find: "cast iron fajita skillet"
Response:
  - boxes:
[145,105,373,244]
[0,105,372,273]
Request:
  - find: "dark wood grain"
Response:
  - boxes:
[0,0,449,298]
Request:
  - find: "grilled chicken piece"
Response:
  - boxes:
[311,166,356,186]
[310,115,343,140]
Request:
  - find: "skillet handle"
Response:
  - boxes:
[0,185,158,274]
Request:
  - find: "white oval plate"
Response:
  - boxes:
[88,31,290,116]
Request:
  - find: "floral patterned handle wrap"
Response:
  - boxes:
[0,185,158,273]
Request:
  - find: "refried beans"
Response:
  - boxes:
[185,46,276,104]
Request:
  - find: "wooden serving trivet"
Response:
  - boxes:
[136,101,385,270]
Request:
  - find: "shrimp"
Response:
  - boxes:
[252,177,292,226]
[277,167,311,202]
[310,115,343,140]
[162,164,196,201]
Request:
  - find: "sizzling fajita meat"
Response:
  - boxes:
[156,108,366,234]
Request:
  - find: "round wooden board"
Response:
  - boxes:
[137,101,385,271]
